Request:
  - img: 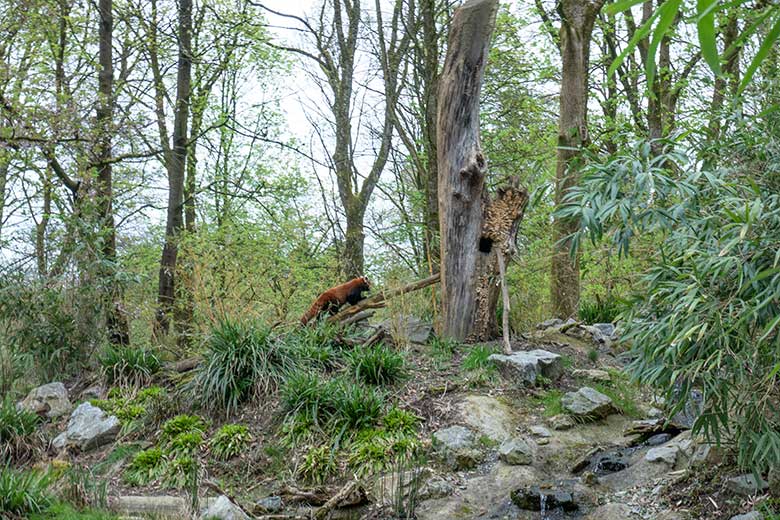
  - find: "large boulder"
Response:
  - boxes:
[431,426,483,470]
[725,474,769,496]
[644,445,680,465]
[561,387,615,420]
[52,402,120,452]
[489,350,563,385]
[200,495,249,520]
[18,382,71,418]
[458,395,515,443]
[380,315,433,345]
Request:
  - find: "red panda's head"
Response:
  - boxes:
[357,276,370,290]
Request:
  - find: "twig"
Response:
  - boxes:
[312,480,366,520]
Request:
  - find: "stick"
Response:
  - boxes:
[327,273,441,323]
[496,249,512,354]
[312,481,365,520]
[341,310,375,326]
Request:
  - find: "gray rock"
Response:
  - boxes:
[17,382,71,418]
[645,446,679,465]
[690,443,722,467]
[549,414,576,431]
[726,474,769,496]
[418,476,454,500]
[585,503,636,519]
[458,395,515,442]
[572,369,611,382]
[489,349,563,385]
[431,426,482,470]
[561,387,615,419]
[511,485,579,512]
[670,388,704,429]
[254,496,282,514]
[374,468,431,506]
[529,425,552,438]
[381,315,433,345]
[769,465,780,497]
[646,433,673,446]
[498,437,535,466]
[200,495,249,520]
[54,402,120,452]
[730,512,762,520]
[592,323,617,339]
[537,318,564,330]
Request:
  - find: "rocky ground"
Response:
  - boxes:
[16,318,776,519]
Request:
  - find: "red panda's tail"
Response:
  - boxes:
[300,300,322,326]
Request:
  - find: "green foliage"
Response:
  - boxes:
[428,335,459,361]
[99,345,161,387]
[593,372,643,418]
[0,395,42,462]
[123,448,166,487]
[0,466,52,516]
[462,344,498,372]
[578,296,622,324]
[191,319,295,415]
[280,371,336,427]
[382,406,419,435]
[532,389,564,417]
[346,428,421,478]
[160,415,209,445]
[29,502,121,520]
[347,343,406,386]
[297,445,337,485]
[166,431,204,457]
[562,129,780,472]
[161,455,198,490]
[209,424,251,461]
[330,381,384,437]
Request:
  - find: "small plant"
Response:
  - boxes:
[160,415,208,445]
[285,321,349,370]
[161,454,198,490]
[347,343,406,386]
[462,344,498,372]
[280,371,335,426]
[58,464,108,510]
[210,424,251,461]
[428,335,459,361]
[0,466,52,516]
[347,429,420,478]
[383,406,418,435]
[0,395,43,462]
[578,295,622,324]
[532,389,564,417]
[166,431,204,457]
[587,348,599,363]
[330,381,384,438]
[191,319,296,415]
[123,448,165,486]
[594,372,642,418]
[99,345,161,387]
[297,445,337,485]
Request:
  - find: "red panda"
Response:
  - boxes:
[300,276,371,325]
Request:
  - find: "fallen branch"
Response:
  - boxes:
[341,310,376,326]
[328,273,440,323]
[312,480,366,520]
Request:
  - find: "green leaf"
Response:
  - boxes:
[739,11,780,94]
[696,0,721,76]
[608,8,662,79]
[606,0,646,15]
[646,0,683,89]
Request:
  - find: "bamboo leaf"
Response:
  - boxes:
[646,0,683,89]
[739,11,780,94]
[696,0,721,76]
[608,8,662,78]
[606,0,646,15]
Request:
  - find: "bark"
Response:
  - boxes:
[550,0,605,319]
[708,13,740,139]
[437,0,499,341]
[0,154,7,239]
[421,0,440,268]
[154,0,192,339]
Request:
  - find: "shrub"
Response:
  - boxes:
[165,431,204,457]
[99,345,161,387]
[123,448,165,487]
[382,406,418,435]
[578,296,623,324]
[347,343,406,386]
[160,415,208,445]
[330,381,384,437]
[462,344,498,372]
[191,319,296,415]
[210,424,251,461]
[279,372,336,426]
[285,321,349,369]
[297,445,337,485]
[0,395,43,462]
[0,466,52,516]
[347,428,420,478]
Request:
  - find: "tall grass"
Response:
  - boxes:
[347,343,406,386]
[99,345,161,387]
[1,395,43,462]
[0,466,52,516]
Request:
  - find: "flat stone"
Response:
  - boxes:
[645,446,679,465]
[498,437,534,466]
[585,503,636,519]
[572,369,611,382]
[529,425,552,438]
[489,349,563,385]
[55,402,120,452]
[549,414,576,431]
[114,495,187,515]
[690,443,722,467]
[431,426,482,470]
[561,387,615,419]
[18,382,71,418]
[725,474,769,496]
[646,433,673,446]
[730,512,762,520]
[418,476,454,500]
[200,495,249,520]
[592,323,616,339]
[458,395,515,442]
[511,485,579,512]
[537,318,564,330]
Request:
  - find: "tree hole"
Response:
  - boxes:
[478,236,493,253]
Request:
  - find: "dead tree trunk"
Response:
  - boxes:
[438,0,528,342]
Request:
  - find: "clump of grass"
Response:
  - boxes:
[190,319,296,415]
[209,424,251,461]
[0,395,43,462]
[330,381,384,437]
[160,415,208,444]
[0,466,52,516]
[347,343,406,386]
[123,448,165,487]
[428,336,459,361]
[99,345,161,387]
[280,372,337,427]
[165,431,204,458]
[382,406,418,435]
[346,428,421,478]
[532,389,565,417]
[587,348,600,363]
[161,455,198,490]
[462,344,498,371]
[578,296,623,324]
[284,321,351,370]
[91,386,168,435]
[297,445,337,485]
[594,371,642,418]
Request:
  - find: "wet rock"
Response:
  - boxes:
[510,485,579,512]
[431,426,482,470]
[730,512,762,520]
[646,433,672,446]
[645,445,679,465]
[585,503,636,519]
[380,315,433,345]
[18,382,71,419]
[489,349,564,385]
[561,387,615,420]
[253,496,282,514]
[529,425,552,438]
[725,474,769,496]
[458,395,515,442]
[52,402,120,452]
[418,476,454,500]
[200,495,249,520]
[498,437,535,466]
[549,414,576,431]
[572,369,611,382]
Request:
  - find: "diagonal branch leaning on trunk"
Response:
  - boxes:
[326,273,441,324]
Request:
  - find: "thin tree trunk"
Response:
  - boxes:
[550,0,604,319]
[708,13,740,139]
[421,0,440,268]
[437,0,499,341]
[155,0,192,340]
